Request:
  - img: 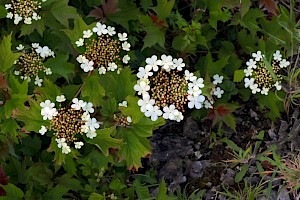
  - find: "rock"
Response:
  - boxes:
[183,116,202,139]
[189,160,210,179]
[277,187,290,200]
[220,168,236,186]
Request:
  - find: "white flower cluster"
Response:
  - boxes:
[14,43,54,87]
[5,0,45,25]
[39,95,100,154]
[243,50,289,95]
[134,55,207,122]
[76,22,131,74]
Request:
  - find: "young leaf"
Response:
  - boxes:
[87,127,123,156]
[0,34,22,72]
[156,179,175,200]
[235,164,249,183]
[1,183,24,199]
[49,0,78,27]
[19,20,45,37]
[233,70,245,82]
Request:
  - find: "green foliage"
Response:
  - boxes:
[0,34,22,73]
[81,73,105,106]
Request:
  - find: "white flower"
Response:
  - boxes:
[40,100,55,108]
[134,80,150,95]
[45,68,52,75]
[98,67,106,75]
[71,98,86,110]
[252,51,263,61]
[213,74,223,85]
[213,87,224,98]
[81,125,89,133]
[16,44,24,51]
[32,13,39,20]
[74,141,84,149]
[274,81,282,90]
[35,46,51,58]
[117,68,122,74]
[39,126,47,135]
[273,50,282,61]
[92,22,108,36]
[118,33,128,41]
[14,14,22,25]
[34,76,43,87]
[244,78,255,88]
[62,144,71,154]
[107,62,118,71]
[56,95,66,102]
[80,59,94,72]
[14,70,20,75]
[173,111,184,122]
[122,55,130,64]
[122,41,130,51]
[172,58,185,71]
[204,100,213,109]
[161,54,173,72]
[56,138,66,148]
[163,105,177,120]
[75,38,84,47]
[41,107,58,120]
[250,83,261,94]
[86,130,97,139]
[83,30,93,38]
[85,118,100,131]
[138,94,155,113]
[107,26,116,36]
[82,102,94,113]
[127,116,132,123]
[76,55,87,64]
[118,101,128,107]
[188,95,205,109]
[244,67,253,77]
[246,59,257,69]
[184,70,197,81]
[279,59,290,68]
[145,55,162,72]
[144,104,162,121]
[6,12,13,19]
[24,17,32,25]
[188,78,205,96]
[32,43,40,48]
[81,112,90,121]
[137,66,153,79]
[261,87,269,95]
[5,4,12,9]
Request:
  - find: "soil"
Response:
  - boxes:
[143,99,300,199]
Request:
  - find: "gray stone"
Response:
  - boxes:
[189,160,210,179]
[183,116,202,139]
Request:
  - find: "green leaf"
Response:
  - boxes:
[235,164,249,183]
[222,114,237,132]
[109,179,126,191]
[44,54,75,81]
[0,34,22,72]
[233,70,245,82]
[151,0,175,19]
[34,78,61,102]
[50,0,78,27]
[0,183,24,200]
[240,9,265,34]
[56,174,84,192]
[156,179,175,200]
[64,16,97,49]
[100,97,117,117]
[99,67,136,103]
[257,91,284,121]
[0,119,20,142]
[108,0,140,30]
[87,127,123,156]
[81,73,105,106]
[19,20,45,37]
[25,162,53,187]
[0,6,7,19]
[197,52,229,76]
[117,129,151,170]
[119,96,144,124]
[42,185,69,200]
[89,193,106,200]
[15,99,49,132]
[140,16,165,50]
